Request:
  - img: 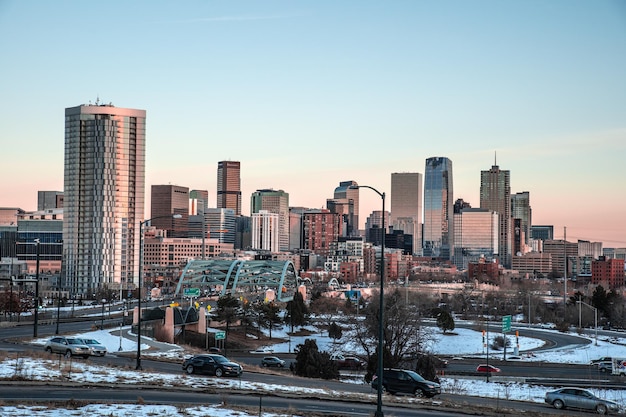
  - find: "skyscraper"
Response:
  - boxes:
[217,161,242,216]
[423,157,454,259]
[151,184,189,238]
[453,208,499,270]
[330,180,359,237]
[480,163,511,267]
[511,191,532,245]
[390,172,423,255]
[250,189,289,251]
[62,103,145,295]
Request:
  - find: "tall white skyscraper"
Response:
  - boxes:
[390,172,423,255]
[62,103,146,295]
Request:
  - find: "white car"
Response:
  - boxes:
[249,347,274,354]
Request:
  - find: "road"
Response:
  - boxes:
[1,317,625,416]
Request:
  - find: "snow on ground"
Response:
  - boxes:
[8,319,626,416]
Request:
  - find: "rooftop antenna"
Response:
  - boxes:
[494,150,497,167]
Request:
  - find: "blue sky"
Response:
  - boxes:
[1,1,625,246]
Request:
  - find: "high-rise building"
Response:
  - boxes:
[299,208,341,256]
[453,208,499,270]
[531,225,554,241]
[217,161,242,216]
[423,157,454,259]
[205,208,236,245]
[390,172,422,255]
[251,210,280,252]
[250,189,289,251]
[63,103,145,295]
[511,191,531,245]
[151,184,189,238]
[37,191,64,211]
[480,163,511,267]
[190,189,209,216]
[331,180,359,237]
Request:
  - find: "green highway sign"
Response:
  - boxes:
[215,331,226,340]
[502,315,512,333]
[184,288,200,297]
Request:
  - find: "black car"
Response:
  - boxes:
[261,356,286,367]
[182,354,243,377]
[371,368,441,398]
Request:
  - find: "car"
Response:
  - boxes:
[371,368,441,398]
[590,356,612,365]
[545,387,619,415]
[261,356,286,368]
[505,355,523,361]
[81,338,107,356]
[249,347,274,354]
[476,364,501,373]
[182,354,243,377]
[598,361,613,373]
[208,347,222,354]
[44,336,91,358]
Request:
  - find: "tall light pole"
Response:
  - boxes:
[577,300,598,346]
[136,214,181,370]
[34,238,40,338]
[350,184,385,417]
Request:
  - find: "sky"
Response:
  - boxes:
[1,1,625,246]
[12,313,626,416]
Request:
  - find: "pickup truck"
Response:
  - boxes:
[611,358,626,376]
[330,353,365,369]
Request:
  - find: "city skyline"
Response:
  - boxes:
[0,1,624,247]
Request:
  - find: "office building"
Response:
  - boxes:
[423,157,454,259]
[390,172,422,255]
[63,103,146,295]
[217,161,242,216]
[251,189,289,251]
[190,189,208,216]
[330,180,359,237]
[38,191,64,211]
[511,191,531,245]
[205,208,236,245]
[453,208,499,270]
[151,185,189,238]
[480,163,511,267]
[531,225,554,241]
[592,256,625,289]
[251,210,280,252]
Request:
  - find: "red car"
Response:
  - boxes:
[476,364,501,373]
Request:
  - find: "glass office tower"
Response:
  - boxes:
[63,103,146,296]
[423,157,454,259]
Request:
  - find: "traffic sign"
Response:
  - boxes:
[184,288,200,297]
[502,315,512,333]
[215,331,226,340]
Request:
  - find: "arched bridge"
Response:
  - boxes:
[174,259,299,302]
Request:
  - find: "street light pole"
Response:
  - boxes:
[55,287,61,334]
[351,184,385,417]
[34,238,40,338]
[136,214,181,370]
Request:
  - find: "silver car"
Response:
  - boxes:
[545,387,619,415]
[44,336,91,358]
[81,338,107,356]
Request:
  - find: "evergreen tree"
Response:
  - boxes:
[293,339,339,379]
[285,291,308,330]
[436,309,455,333]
